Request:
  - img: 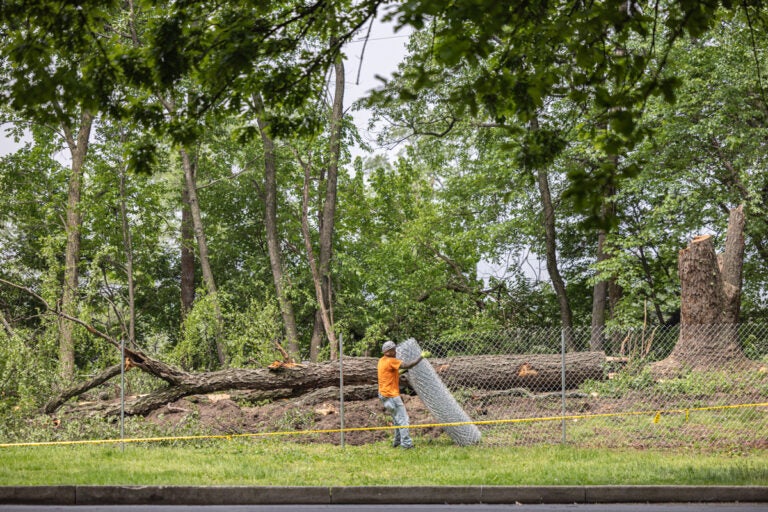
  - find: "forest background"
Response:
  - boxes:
[1,0,768,420]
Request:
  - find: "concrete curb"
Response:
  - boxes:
[0,485,767,505]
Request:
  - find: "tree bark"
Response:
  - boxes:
[653,205,750,375]
[719,205,746,324]
[300,156,337,361]
[43,363,123,414]
[431,351,605,391]
[59,111,94,381]
[157,93,224,366]
[255,98,301,358]
[590,150,620,352]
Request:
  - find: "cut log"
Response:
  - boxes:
[432,351,606,391]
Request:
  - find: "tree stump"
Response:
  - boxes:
[653,205,751,376]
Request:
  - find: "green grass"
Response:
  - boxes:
[1,439,767,486]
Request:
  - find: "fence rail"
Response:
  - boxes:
[415,324,768,449]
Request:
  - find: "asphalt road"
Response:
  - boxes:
[1,505,767,512]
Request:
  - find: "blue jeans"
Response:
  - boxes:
[379,395,413,448]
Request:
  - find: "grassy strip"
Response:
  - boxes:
[1,439,766,486]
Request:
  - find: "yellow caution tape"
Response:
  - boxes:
[1,401,766,449]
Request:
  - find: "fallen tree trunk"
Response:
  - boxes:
[48,351,606,417]
[432,351,605,391]
[6,276,606,418]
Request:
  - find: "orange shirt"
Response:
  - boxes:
[377,355,402,397]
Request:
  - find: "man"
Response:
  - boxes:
[377,340,423,449]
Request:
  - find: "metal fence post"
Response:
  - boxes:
[120,336,125,452]
[561,327,566,445]
[339,332,345,448]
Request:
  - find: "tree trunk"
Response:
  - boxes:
[46,351,606,416]
[309,56,345,361]
[536,166,575,350]
[43,363,123,414]
[255,98,301,359]
[301,158,337,362]
[180,148,226,366]
[590,149,619,351]
[431,351,605,391]
[159,93,224,365]
[531,116,575,351]
[180,176,196,318]
[59,111,94,381]
[653,205,750,375]
[118,159,136,347]
[590,229,609,351]
[719,205,746,324]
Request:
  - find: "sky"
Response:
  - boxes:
[341,16,413,159]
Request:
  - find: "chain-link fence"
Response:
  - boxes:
[415,324,768,449]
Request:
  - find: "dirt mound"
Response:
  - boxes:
[144,392,446,445]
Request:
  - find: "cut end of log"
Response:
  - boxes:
[267,360,307,371]
[517,363,538,378]
[692,234,712,243]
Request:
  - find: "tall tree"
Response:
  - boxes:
[307,56,346,361]
[0,1,107,380]
[255,97,302,358]
[57,112,94,380]
[529,116,575,349]
[117,133,137,347]
[596,9,768,328]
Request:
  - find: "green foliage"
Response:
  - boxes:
[2,0,768,393]
[580,366,656,398]
[655,371,735,397]
[581,367,768,400]
[0,326,57,415]
[0,408,212,447]
[742,333,768,361]
[225,297,283,368]
[172,292,222,371]
[171,292,285,370]
[273,409,316,432]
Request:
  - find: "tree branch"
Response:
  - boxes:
[0,277,120,351]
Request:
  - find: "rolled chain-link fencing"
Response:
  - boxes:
[409,323,768,449]
[397,338,481,446]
